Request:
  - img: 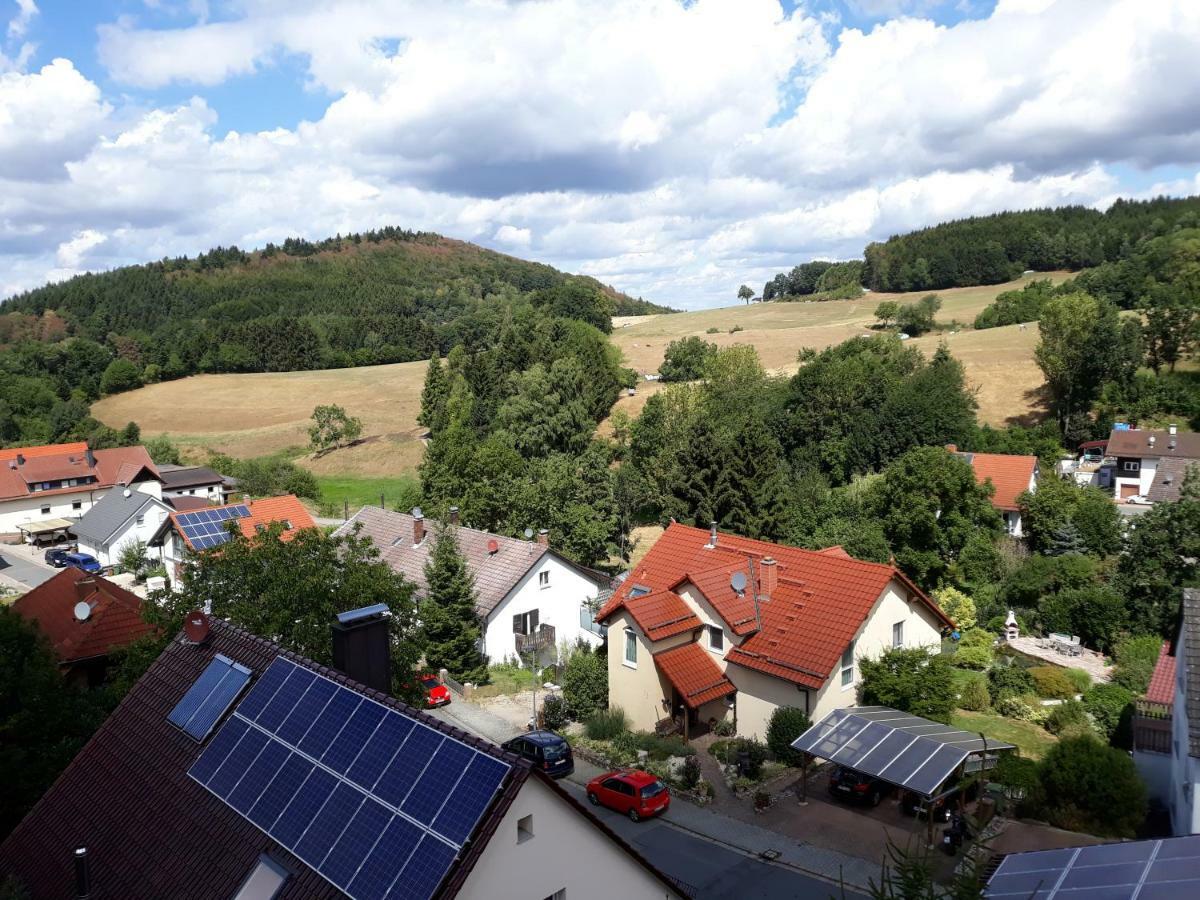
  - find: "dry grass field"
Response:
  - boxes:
[92,272,1069,481]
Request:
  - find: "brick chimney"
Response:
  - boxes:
[945,444,957,453]
[15,452,25,466]
[411,507,425,545]
[760,557,777,600]
[74,578,97,604]
[537,528,549,546]
[448,506,460,525]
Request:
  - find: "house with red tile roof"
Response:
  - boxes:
[10,567,155,686]
[596,523,952,741]
[0,442,161,538]
[947,445,1038,537]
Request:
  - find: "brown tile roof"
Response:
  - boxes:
[1107,427,1200,460]
[10,568,154,665]
[1145,642,1176,706]
[952,450,1038,511]
[1147,457,1199,503]
[335,506,609,618]
[167,495,213,512]
[0,443,159,504]
[624,590,701,641]
[653,642,736,709]
[600,523,949,690]
[0,618,684,899]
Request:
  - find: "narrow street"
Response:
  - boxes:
[0,544,56,592]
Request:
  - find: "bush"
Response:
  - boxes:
[712,718,736,737]
[705,327,719,334]
[585,707,629,741]
[681,755,701,789]
[988,663,1035,700]
[633,731,694,760]
[610,730,638,761]
[1044,700,1092,736]
[710,737,767,779]
[659,336,717,382]
[859,647,958,723]
[952,628,994,669]
[958,675,991,711]
[993,754,1043,811]
[729,324,743,334]
[562,648,607,719]
[934,586,977,630]
[1083,683,1134,746]
[996,694,1049,726]
[1064,668,1092,695]
[1038,734,1147,838]
[1111,634,1164,694]
[541,694,569,731]
[766,707,811,766]
[1029,666,1077,699]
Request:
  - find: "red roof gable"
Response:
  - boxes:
[11,568,154,664]
[600,523,950,689]
[954,450,1038,511]
[653,642,736,708]
[1146,642,1176,706]
[625,590,702,641]
[0,442,159,504]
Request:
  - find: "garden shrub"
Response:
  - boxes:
[562,648,607,718]
[952,627,994,669]
[1111,634,1164,694]
[1044,700,1091,736]
[1038,734,1147,838]
[585,706,629,741]
[681,755,701,789]
[766,707,811,766]
[540,694,569,731]
[633,732,694,759]
[993,754,1043,813]
[996,694,1048,726]
[1083,683,1134,746]
[712,718,736,737]
[988,663,1034,700]
[1029,666,1077,699]
[958,675,991,712]
[711,737,767,778]
[610,730,638,761]
[1064,668,1092,695]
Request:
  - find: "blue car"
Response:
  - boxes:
[64,552,102,574]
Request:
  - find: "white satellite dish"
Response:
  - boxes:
[524,527,534,540]
[74,601,92,621]
[730,571,747,593]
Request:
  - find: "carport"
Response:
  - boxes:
[792,706,1016,843]
[15,518,75,545]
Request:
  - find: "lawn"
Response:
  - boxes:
[313,474,421,518]
[951,709,1058,760]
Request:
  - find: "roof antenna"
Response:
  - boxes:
[524,527,534,555]
[747,557,763,634]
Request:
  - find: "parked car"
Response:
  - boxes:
[419,674,451,708]
[501,730,574,778]
[828,765,891,807]
[586,769,670,822]
[63,552,101,575]
[1126,494,1154,506]
[44,547,72,567]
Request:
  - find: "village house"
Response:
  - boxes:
[73,486,174,569]
[0,442,161,541]
[151,494,316,589]
[0,615,684,900]
[10,567,155,687]
[1106,425,1200,504]
[155,463,237,505]
[336,506,611,665]
[595,523,952,741]
[947,445,1038,537]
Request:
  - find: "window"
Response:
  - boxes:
[708,625,724,652]
[1123,461,1140,472]
[840,642,855,687]
[512,609,539,636]
[628,583,651,598]
[40,505,51,516]
[232,855,289,900]
[892,621,904,649]
[136,514,145,526]
[539,570,550,588]
[517,814,534,844]
[72,501,82,511]
[624,629,638,667]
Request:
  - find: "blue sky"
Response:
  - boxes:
[2,1,1199,308]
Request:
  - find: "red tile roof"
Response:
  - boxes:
[1145,642,1176,706]
[953,450,1038,511]
[600,523,950,689]
[677,563,761,635]
[653,642,736,708]
[169,494,315,550]
[11,568,154,664]
[625,590,702,641]
[0,442,159,504]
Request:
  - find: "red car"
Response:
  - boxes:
[420,674,451,708]
[586,769,670,822]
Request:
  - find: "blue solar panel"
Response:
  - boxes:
[177,504,251,550]
[167,654,251,740]
[189,658,511,900]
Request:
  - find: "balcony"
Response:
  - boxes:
[1133,698,1173,755]
[515,624,556,655]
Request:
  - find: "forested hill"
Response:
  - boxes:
[763,194,1200,298]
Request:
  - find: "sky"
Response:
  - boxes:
[2,1,1200,310]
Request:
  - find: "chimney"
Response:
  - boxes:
[708,521,718,548]
[331,604,392,694]
[761,557,777,600]
[448,505,460,525]
[1170,423,1178,436]
[74,847,91,900]
[411,507,425,545]
[945,444,957,453]
[537,528,549,547]
[1149,435,1156,448]
[75,578,97,603]
[85,447,96,468]
[15,452,24,466]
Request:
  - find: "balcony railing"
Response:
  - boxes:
[1133,698,1173,754]
[515,624,556,655]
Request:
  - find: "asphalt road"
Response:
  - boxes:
[0,545,57,590]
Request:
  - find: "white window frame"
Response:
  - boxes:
[231,854,289,900]
[840,641,855,689]
[623,628,638,668]
[708,625,724,653]
[538,570,550,589]
[1123,460,1140,472]
[892,621,904,649]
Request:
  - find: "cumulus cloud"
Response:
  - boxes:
[2,0,1200,310]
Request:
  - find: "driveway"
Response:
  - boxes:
[0,544,57,591]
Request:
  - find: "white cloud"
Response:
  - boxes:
[55,228,105,268]
[0,59,110,179]
[494,225,532,249]
[6,0,36,39]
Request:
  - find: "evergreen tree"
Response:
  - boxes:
[420,524,488,683]
[417,356,449,434]
[1047,522,1086,557]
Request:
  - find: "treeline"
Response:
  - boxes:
[761,260,863,301]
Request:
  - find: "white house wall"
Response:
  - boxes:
[456,775,680,900]
[484,554,604,665]
[0,480,160,536]
[78,501,173,568]
[1171,640,1200,835]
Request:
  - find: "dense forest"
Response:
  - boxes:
[760,195,1200,298]
[0,229,672,447]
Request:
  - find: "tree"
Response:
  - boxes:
[952,628,994,669]
[1083,683,1135,746]
[737,284,754,304]
[1037,733,1146,837]
[858,647,957,723]
[895,294,942,336]
[417,356,450,434]
[933,586,976,630]
[562,646,608,718]
[766,707,811,766]
[143,435,182,465]
[874,300,900,328]
[308,404,363,453]
[117,539,149,578]
[420,524,488,684]
[658,336,717,382]
[1143,298,1197,374]
[1019,476,1121,557]
[99,358,143,395]
[494,359,593,458]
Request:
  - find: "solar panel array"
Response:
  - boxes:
[176,504,252,550]
[792,706,1014,798]
[168,653,252,740]
[189,657,511,900]
[986,834,1200,899]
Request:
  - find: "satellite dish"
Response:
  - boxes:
[183,610,211,644]
[524,527,534,540]
[730,571,747,593]
[74,601,92,622]
[123,488,131,498]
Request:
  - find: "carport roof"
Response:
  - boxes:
[792,706,1015,798]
